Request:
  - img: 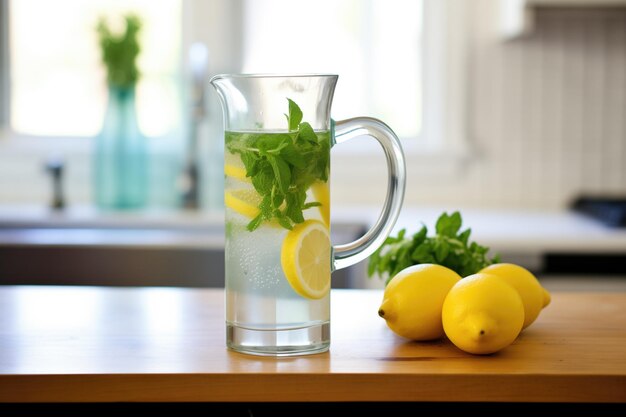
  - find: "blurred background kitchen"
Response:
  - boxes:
[1,0,625,289]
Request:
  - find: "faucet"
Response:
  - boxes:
[45,156,65,210]
[180,42,209,209]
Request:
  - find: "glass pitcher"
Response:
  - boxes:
[211,74,405,356]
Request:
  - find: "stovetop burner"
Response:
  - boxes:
[571,196,626,228]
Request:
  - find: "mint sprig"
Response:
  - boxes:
[226,99,329,231]
[286,98,303,131]
[97,15,142,89]
[368,211,501,284]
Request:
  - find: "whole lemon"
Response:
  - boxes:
[442,273,524,355]
[378,264,461,341]
[480,263,550,329]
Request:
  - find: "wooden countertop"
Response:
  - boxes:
[0,286,624,403]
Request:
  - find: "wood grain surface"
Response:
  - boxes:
[0,286,624,403]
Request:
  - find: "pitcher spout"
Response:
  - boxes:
[210,74,250,125]
[209,74,338,132]
[209,74,232,99]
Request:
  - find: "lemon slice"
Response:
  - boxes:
[281,220,331,299]
[224,151,252,183]
[225,189,260,219]
[310,180,330,226]
[224,164,250,183]
[225,188,286,228]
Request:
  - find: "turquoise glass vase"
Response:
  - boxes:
[94,85,148,209]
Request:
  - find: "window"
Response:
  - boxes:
[0,0,469,207]
[242,0,422,140]
[7,0,181,138]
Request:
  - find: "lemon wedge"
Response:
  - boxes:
[310,180,330,226]
[281,220,331,299]
[224,189,261,219]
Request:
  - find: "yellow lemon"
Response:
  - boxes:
[224,164,250,182]
[224,189,260,219]
[224,153,251,183]
[378,264,461,341]
[281,220,331,300]
[480,263,550,329]
[542,287,551,308]
[311,180,330,226]
[443,273,524,355]
[225,189,288,228]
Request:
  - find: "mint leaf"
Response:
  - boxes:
[458,228,471,245]
[225,99,330,231]
[368,211,499,285]
[270,184,284,208]
[259,194,273,218]
[277,215,293,230]
[298,122,318,143]
[436,211,462,237]
[280,143,307,169]
[434,240,450,263]
[317,138,330,182]
[257,133,290,155]
[285,192,305,224]
[267,155,291,193]
[287,98,303,131]
[393,241,414,277]
[367,255,378,277]
[412,226,427,246]
[251,165,274,194]
[247,213,264,231]
[411,242,435,264]
[240,152,260,177]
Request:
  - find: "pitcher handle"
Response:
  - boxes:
[332,117,406,271]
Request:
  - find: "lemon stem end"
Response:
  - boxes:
[464,314,495,342]
[378,299,395,321]
[542,287,551,308]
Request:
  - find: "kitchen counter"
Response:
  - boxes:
[0,286,624,403]
[2,205,626,286]
[2,205,626,254]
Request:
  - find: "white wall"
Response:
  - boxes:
[399,3,626,209]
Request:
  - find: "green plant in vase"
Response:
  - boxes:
[94,14,148,209]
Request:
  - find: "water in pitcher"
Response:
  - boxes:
[224,128,332,351]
